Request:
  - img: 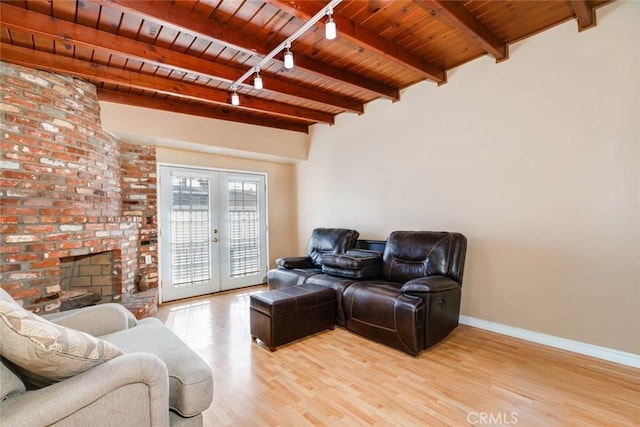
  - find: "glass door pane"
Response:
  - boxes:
[171,175,211,286]
[220,173,267,290]
[160,167,220,301]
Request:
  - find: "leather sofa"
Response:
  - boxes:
[267,230,467,355]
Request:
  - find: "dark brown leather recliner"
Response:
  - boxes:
[342,231,467,355]
[267,228,360,290]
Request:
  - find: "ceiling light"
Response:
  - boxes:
[228,0,342,101]
[253,69,263,90]
[325,10,337,40]
[230,88,240,106]
[283,44,294,69]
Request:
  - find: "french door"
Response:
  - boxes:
[159,166,267,302]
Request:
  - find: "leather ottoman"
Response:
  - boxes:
[250,284,336,351]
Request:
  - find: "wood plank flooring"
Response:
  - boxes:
[156,286,640,426]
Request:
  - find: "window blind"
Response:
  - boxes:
[227,180,261,278]
[170,175,211,286]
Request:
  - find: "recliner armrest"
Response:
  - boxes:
[276,256,315,269]
[0,353,170,427]
[401,276,460,293]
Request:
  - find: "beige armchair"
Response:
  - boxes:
[0,289,212,426]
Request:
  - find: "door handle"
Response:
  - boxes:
[212,238,219,243]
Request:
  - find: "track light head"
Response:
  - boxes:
[283,44,294,69]
[325,10,337,40]
[230,88,240,106]
[253,69,263,90]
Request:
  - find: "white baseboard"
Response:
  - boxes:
[459,315,640,369]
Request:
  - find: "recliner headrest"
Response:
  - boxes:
[307,228,359,266]
[382,231,467,283]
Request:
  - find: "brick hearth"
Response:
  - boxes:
[0,61,158,317]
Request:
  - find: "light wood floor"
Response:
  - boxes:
[157,286,640,426]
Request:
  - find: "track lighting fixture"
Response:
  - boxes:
[325,9,337,40]
[228,0,342,106]
[253,69,263,90]
[283,44,294,70]
[230,88,240,106]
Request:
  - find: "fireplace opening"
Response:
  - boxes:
[58,251,117,311]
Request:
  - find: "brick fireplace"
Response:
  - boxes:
[0,61,158,317]
[58,251,118,308]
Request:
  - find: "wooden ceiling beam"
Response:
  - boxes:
[95,0,400,100]
[0,3,362,114]
[413,0,508,62]
[569,0,596,31]
[291,54,398,100]
[97,89,309,134]
[0,43,334,124]
[264,0,446,83]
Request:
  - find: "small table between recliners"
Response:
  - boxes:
[250,284,336,351]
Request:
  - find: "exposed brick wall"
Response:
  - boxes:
[119,142,158,290]
[0,61,158,314]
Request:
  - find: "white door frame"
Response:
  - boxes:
[157,163,269,303]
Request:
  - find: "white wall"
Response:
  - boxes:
[100,102,310,162]
[297,2,640,354]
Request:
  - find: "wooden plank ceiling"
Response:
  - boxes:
[0,0,612,133]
